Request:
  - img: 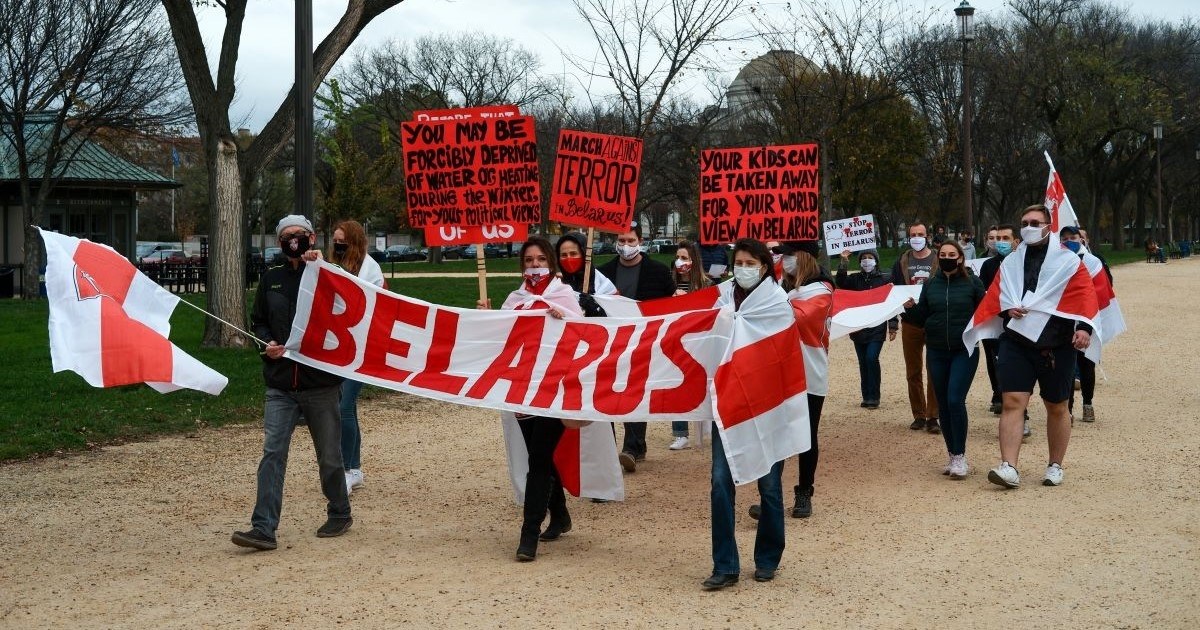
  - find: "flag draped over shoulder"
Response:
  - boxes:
[39,228,227,395]
[1080,248,1126,363]
[962,239,1099,355]
[828,284,921,340]
[501,412,624,503]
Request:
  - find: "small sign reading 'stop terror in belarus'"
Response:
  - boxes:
[699,143,820,244]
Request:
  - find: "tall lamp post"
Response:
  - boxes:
[1153,120,1163,244]
[1194,142,1200,241]
[955,1,976,237]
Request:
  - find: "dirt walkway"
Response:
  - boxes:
[1,258,1197,629]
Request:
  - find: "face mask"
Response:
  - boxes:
[560,257,583,274]
[333,243,349,256]
[733,266,763,289]
[1064,240,1082,253]
[523,266,551,291]
[282,235,310,258]
[780,255,797,275]
[938,257,960,273]
[909,237,927,251]
[860,258,877,273]
[1020,225,1047,245]
[617,244,640,260]
[995,241,1012,256]
[674,258,692,273]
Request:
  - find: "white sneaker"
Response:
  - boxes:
[669,436,690,450]
[987,462,1020,488]
[942,455,953,475]
[345,469,364,495]
[1043,463,1064,486]
[948,455,968,479]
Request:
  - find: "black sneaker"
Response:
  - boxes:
[925,418,941,434]
[231,529,277,551]
[753,568,776,582]
[988,402,1002,415]
[316,516,353,538]
[909,418,926,430]
[702,573,739,590]
[791,493,812,519]
[748,504,761,520]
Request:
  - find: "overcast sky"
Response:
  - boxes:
[196,0,1198,132]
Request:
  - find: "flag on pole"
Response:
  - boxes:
[39,228,228,395]
[171,146,181,167]
[1044,152,1079,234]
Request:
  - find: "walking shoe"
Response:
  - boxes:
[864,401,879,409]
[1042,463,1064,486]
[988,402,1002,415]
[925,418,940,434]
[669,436,690,450]
[860,401,869,408]
[948,454,968,480]
[1082,404,1095,423]
[231,529,277,551]
[618,451,637,473]
[909,418,926,430]
[942,454,953,475]
[702,573,739,590]
[987,462,1020,489]
[753,568,776,582]
[345,469,364,495]
[791,488,812,519]
[539,514,573,541]
[748,504,761,521]
[1022,420,1032,438]
[316,516,353,538]
[516,533,538,562]
[1074,378,1081,391]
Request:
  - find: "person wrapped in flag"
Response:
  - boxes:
[1060,226,1121,424]
[835,248,896,409]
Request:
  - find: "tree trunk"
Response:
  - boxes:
[202,136,249,348]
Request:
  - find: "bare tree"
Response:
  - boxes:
[160,0,406,347]
[0,0,189,298]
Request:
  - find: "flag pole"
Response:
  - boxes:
[475,242,488,306]
[175,298,269,348]
[582,228,595,294]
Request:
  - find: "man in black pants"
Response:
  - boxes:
[597,222,674,472]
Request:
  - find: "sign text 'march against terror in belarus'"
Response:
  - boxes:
[550,129,643,233]
[400,114,541,228]
[699,143,820,244]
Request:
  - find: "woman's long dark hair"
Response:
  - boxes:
[555,232,590,292]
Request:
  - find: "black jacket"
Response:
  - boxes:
[251,261,344,391]
[905,268,986,351]
[835,263,895,343]
[597,254,675,300]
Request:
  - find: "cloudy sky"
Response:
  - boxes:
[196,0,1198,132]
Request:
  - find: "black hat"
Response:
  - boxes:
[1059,225,1081,236]
[782,240,820,258]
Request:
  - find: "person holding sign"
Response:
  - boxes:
[667,240,712,451]
[836,249,896,409]
[597,222,674,472]
[555,232,617,297]
[480,237,583,561]
[902,241,986,479]
[890,222,940,434]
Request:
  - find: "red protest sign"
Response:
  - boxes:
[550,130,642,232]
[400,114,540,228]
[698,144,820,244]
[424,224,529,246]
[412,105,520,122]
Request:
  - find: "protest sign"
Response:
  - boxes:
[413,105,519,122]
[400,114,540,228]
[698,143,820,244]
[823,214,877,256]
[550,130,643,232]
[424,223,529,247]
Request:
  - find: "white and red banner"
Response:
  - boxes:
[39,229,227,395]
[1045,152,1079,234]
[285,261,809,484]
[502,413,624,503]
[828,284,922,340]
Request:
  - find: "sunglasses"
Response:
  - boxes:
[1020,220,1044,228]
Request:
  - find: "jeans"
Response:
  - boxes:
[926,347,979,456]
[671,421,689,437]
[251,386,350,538]
[339,379,364,470]
[711,424,785,574]
[902,322,938,419]
[853,340,883,404]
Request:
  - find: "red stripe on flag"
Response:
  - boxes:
[972,269,1003,325]
[1057,263,1100,319]
[714,326,805,429]
[100,299,174,387]
[1092,272,1115,311]
[829,284,891,317]
[637,285,721,316]
[74,240,136,304]
[553,427,582,497]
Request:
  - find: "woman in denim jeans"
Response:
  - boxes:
[668,240,712,451]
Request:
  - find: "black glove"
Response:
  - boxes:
[577,292,607,318]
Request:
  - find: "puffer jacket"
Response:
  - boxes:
[904,268,986,351]
[251,261,344,391]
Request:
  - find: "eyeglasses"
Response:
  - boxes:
[1020,220,1043,228]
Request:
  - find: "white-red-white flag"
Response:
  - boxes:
[1045,152,1079,234]
[828,283,922,340]
[592,285,722,318]
[1080,248,1126,364]
[501,412,624,503]
[39,228,228,395]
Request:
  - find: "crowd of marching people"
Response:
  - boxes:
[231,206,1117,590]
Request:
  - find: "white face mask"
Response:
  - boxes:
[909,236,927,251]
[860,258,877,273]
[733,266,763,289]
[780,255,797,275]
[1020,225,1047,245]
[617,244,640,260]
[674,258,692,272]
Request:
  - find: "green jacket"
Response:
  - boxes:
[904,268,986,351]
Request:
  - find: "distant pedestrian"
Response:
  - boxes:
[668,240,711,451]
[835,248,896,409]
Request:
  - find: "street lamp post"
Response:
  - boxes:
[1194,142,1200,241]
[1153,120,1163,244]
[955,1,976,237]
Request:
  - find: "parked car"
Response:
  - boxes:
[367,247,388,263]
[140,249,189,266]
[263,247,283,264]
[385,245,425,262]
[592,241,616,255]
[462,244,509,259]
[438,245,467,260]
[247,246,262,264]
[650,238,676,253]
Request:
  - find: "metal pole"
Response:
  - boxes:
[961,39,974,237]
[170,161,175,234]
[295,0,314,219]
[1155,135,1163,244]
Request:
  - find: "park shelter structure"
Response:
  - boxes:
[1,113,179,266]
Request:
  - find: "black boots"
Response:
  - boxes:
[516,525,539,562]
[791,486,813,519]
[540,507,572,541]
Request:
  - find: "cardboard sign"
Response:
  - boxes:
[698,144,820,244]
[424,224,529,246]
[550,130,643,232]
[400,114,541,228]
[823,214,877,255]
[412,105,520,122]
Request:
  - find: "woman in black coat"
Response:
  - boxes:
[835,249,895,409]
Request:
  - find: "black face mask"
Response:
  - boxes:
[333,243,349,256]
[938,257,960,273]
[281,235,310,258]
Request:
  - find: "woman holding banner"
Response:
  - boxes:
[327,220,385,496]
[835,249,896,409]
[668,240,712,451]
[480,237,584,562]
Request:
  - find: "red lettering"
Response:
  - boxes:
[298,268,367,366]
[649,310,719,413]
[529,321,610,410]
[357,291,429,382]
[409,308,469,395]
[465,315,545,403]
[594,320,662,415]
